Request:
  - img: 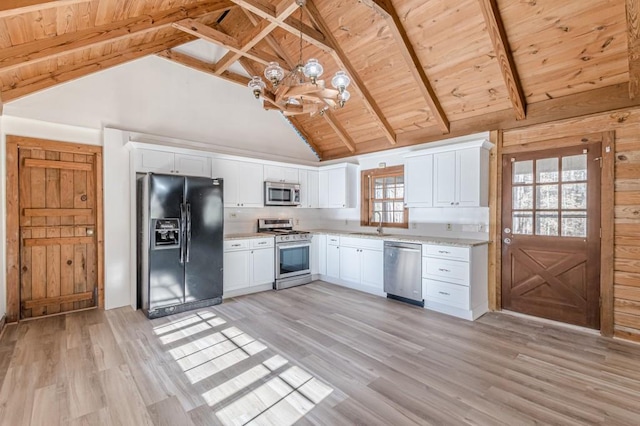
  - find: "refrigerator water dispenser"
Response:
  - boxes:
[152,219,180,249]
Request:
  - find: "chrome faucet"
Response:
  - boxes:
[373,211,383,235]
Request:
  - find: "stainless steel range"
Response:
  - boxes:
[258,218,312,290]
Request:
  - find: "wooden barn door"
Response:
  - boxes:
[501,143,602,329]
[6,136,104,321]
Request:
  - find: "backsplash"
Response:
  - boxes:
[223,206,490,241]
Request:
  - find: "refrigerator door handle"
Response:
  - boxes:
[179,203,186,264]
[186,203,192,263]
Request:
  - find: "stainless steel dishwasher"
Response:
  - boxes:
[384,241,423,306]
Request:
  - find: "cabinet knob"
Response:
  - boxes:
[450,202,454,205]
[455,202,459,205]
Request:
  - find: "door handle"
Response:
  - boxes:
[504,238,512,245]
[179,203,186,264]
[504,227,512,234]
[186,203,192,263]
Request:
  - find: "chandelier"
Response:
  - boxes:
[247,0,351,117]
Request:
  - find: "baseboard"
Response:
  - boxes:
[0,315,6,341]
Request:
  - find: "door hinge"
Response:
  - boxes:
[599,228,602,239]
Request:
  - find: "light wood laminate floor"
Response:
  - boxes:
[2,281,640,425]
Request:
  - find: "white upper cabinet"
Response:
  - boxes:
[433,147,489,207]
[404,153,433,207]
[264,165,299,183]
[213,158,263,207]
[433,150,457,207]
[318,164,358,208]
[299,169,319,208]
[135,149,211,177]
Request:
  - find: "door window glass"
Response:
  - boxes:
[511,153,588,237]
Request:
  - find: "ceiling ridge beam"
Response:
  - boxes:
[172,19,285,67]
[366,0,449,133]
[322,109,356,153]
[157,49,250,86]
[228,0,332,52]
[0,0,233,73]
[215,0,299,75]
[477,0,527,120]
[241,8,296,69]
[305,0,396,146]
[0,0,89,18]
[627,0,640,99]
[2,32,195,102]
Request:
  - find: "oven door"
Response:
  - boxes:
[276,241,311,279]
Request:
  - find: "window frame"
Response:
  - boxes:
[360,166,409,229]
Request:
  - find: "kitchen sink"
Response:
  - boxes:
[349,232,392,237]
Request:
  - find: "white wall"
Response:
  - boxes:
[3,41,319,164]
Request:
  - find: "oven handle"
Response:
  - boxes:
[277,242,311,249]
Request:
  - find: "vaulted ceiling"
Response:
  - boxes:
[0,0,637,160]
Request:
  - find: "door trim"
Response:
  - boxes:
[490,131,615,336]
[5,135,104,323]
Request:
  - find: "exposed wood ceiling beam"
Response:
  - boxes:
[157,49,251,86]
[0,0,233,73]
[321,82,640,160]
[2,32,195,102]
[305,0,396,146]
[241,8,297,69]
[0,0,88,18]
[366,0,449,133]
[627,0,640,98]
[215,0,299,75]
[228,0,332,51]
[322,109,356,153]
[172,19,284,67]
[477,0,526,120]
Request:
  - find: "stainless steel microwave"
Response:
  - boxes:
[264,181,300,206]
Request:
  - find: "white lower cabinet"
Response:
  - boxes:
[326,236,340,279]
[311,234,326,276]
[223,238,274,297]
[333,236,384,295]
[422,243,488,320]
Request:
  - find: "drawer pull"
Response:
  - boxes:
[232,244,240,247]
[438,268,451,273]
[438,250,450,254]
[438,291,450,296]
[258,242,266,245]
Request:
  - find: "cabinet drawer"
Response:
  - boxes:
[251,238,274,249]
[423,244,469,261]
[340,236,383,251]
[425,279,469,309]
[327,235,340,246]
[423,258,469,285]
[224,240,250,251]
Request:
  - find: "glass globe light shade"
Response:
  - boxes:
[264,62,284,86]
[303,59,323,84]
[287,97,301,106]
[331,71,351,92]
[247,76,266,99]
[337,89,350,107]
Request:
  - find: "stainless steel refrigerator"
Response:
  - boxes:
[137,173,223,318]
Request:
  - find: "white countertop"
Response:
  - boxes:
[224,229,488,247]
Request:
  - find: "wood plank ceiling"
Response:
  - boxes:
[0,0,635,160]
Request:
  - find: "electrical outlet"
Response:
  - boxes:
[345,219,349,226]
[295,219,300,225]
[446,223,452,231]
[411,222,417,229]
[229,212,237,218]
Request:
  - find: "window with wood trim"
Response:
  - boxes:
[361,166,408,228]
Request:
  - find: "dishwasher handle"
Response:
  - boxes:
[384,241,421,252]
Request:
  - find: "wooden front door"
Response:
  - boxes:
[501,144,601,328]
[6,136,104,321]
